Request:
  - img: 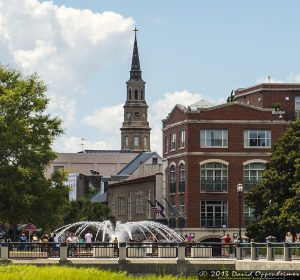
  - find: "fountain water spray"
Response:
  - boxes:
[53,220,184,243]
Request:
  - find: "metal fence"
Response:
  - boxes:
[126,242,177,258]
[3,241,300,261]
[8,242,60,259]
[185,242,236,258]
[67,242,119,258]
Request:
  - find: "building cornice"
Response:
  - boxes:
[162,119,287,131]
[164,151,272,160]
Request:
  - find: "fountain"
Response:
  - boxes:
[52,220,184,243]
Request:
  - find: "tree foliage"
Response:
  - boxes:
[0,64,69,230]
[246,117,300,241]
[63,197,113,225]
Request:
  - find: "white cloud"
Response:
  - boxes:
[82,104,123,133]
[79,90,213,155]
[287,73,300,83]
[0,0,134,126]
[150,90,214,153]
[53,137,112,153]
[255,76,284,84]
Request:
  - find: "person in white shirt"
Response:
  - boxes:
[84,231,93,252]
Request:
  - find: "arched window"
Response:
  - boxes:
[135,89,138,100]
[179,164,185,192]
[128,88,132,100]
[200,162,228,192]
[170,165,176,194]
[141,90,144,100]
[244,162,265,191]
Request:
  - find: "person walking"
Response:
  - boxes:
[84,231,93,254]
[223,234,232,257]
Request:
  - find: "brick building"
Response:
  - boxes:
[162,83,300,241]
[107,152,164,223]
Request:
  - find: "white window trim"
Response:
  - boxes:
[200,129,228,148]
[243,159,268,166]
[199,159,229,166]
[244,130,271,148]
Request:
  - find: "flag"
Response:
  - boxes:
[163,197,177,217]
[147,200,159,216]
[155,200,166,217]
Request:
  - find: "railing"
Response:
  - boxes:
[7,242,60,259]
[185,242,236,258]
[126,242,177,258]
[243,180,260,191]
[200,179,227,192]
[200,217,227,228]
[2,242,300,261]
[67,242,119,258]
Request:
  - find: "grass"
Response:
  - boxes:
[0,265,197,280]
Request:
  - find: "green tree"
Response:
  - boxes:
[63,197,112,224]
[0,64,69,231]
[246,117,300,241]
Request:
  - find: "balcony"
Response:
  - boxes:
[200,179,227,192]
[243,180,260,191]
[201,216,227,228]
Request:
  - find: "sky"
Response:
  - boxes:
[1,0,300,155]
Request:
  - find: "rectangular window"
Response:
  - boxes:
[54,165,64,171]
[111,194,115,216]
[135,193,143,214]
[244,130,271,148]
[118,197,125,216]
[134,136,139,147]
[128,192,132,221]
[179,130,185,148]
[170,133,176,150]
[164,136,168,154]
[152,157,158,164]
[147,190,152,219]
[201,200,228,228]
[200,130,228,147]
[295,96,300,112]
[125,136,129,148]
[244,204,254,224]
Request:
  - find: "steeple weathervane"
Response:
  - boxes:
[130,27,141,79]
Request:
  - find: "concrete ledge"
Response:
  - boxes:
[236,260,300,271]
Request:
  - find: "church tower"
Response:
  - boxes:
[121,28,151,152]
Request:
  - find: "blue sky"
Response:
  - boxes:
[1,0,300,154]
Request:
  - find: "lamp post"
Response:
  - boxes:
[236,183,243,242]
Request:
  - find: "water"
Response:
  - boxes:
[52,220,184,243]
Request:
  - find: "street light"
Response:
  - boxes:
[236,183,243,242]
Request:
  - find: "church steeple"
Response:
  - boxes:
[120,28,151,152]
[130,28,142,79]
